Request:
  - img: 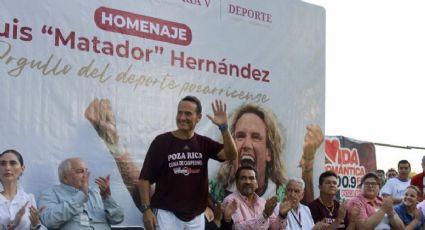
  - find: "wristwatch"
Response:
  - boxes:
[140,204,151,213]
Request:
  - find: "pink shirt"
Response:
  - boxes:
[223,191,287,230]
[347,194,383,220]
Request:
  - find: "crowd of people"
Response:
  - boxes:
[1,96,424,230]
[202,159,425,230]
[204,162,425,230]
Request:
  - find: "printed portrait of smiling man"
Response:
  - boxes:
[211,103,323,203]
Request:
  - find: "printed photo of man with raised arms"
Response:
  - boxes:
[84,99,323,209]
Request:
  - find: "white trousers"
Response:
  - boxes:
[155,209,205,230]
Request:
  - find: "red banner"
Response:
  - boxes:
[325,136,376,199]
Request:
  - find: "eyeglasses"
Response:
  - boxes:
[363,182,379,187]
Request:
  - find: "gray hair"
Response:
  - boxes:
[287,177,305,190]
[58,158,78,183]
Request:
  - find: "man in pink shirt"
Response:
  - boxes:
[347,172,404,229]
[223,165,289,230]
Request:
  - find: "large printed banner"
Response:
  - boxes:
[325,136,377,199]
[1,0,325,227]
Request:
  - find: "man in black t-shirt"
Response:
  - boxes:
[308,171,355,230]
[139,96,237,230]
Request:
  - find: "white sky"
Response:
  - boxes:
[305,0,425,173]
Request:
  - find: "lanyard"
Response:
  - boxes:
[290,209,302,229]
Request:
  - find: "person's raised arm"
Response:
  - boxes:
[85,98,141,205]
[85,98,119,149]
[300,124,324,204]
[207,100,237,161]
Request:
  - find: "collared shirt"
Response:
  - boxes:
[347,194,383,220]
[227,178,278,200]
[0,187,37,230]
[347,194,391,229]
[275,204,315,230]
[223,191,287,230]
[38,184,124,230]
[210,178,286,203]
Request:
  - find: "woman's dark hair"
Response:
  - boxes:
[0,149,24,166]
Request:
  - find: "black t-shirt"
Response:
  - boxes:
[140,132,223,221]
[308,198,350,230]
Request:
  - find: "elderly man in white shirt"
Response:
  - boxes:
[275,178,328,230]
[38,157,124,230]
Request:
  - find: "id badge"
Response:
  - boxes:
[80,213,90,227]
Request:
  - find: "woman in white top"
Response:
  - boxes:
[0,149,41,230]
